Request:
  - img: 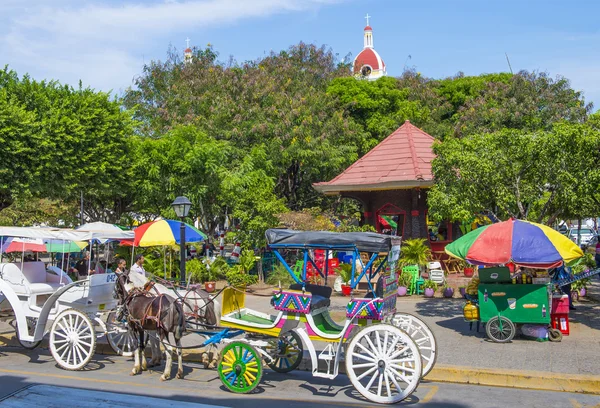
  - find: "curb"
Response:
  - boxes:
[3,337,600,395]
[424,364,600,395]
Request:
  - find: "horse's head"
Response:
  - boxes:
[113,270,132,302]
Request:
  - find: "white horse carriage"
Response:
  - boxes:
[0,226,134,370]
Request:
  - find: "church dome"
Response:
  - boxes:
[353,48,385,75]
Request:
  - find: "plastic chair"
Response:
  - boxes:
[292,260,304,279]
[428,261,442,270]
[430,269,445,284]
[402,265,420,295]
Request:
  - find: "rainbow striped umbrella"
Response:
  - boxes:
[445,218,584,268]
[133,219,207,247]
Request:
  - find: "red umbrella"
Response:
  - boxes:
[2,238,47,253]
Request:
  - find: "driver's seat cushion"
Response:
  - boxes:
[289,283,331,310]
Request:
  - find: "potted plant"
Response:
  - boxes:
[338,264,353,296]
[225,249,258,289]
[422,280,437,298]
[572,277,590,298]
[398,238,431,273]
[442,283,454,298]
[461,261,475,278]
[459,286,467,297]
[204,257,229,293]
[397,272,412,297]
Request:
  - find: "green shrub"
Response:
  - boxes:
[266,263,295,286]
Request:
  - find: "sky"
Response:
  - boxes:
[1,0,599,111]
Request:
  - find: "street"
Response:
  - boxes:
[1,345,599,408]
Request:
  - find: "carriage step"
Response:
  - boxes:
[318,344,336,361]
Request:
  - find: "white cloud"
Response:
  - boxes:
[1,0,341,93]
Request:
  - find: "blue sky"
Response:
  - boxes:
[1,0,598,110]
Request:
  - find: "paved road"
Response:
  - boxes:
[1,346,599,408]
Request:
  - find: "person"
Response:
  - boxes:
[595,239,600,269]
[551,265,576,311]
[428,229,437,241]
[202,240,217,257]
[130,254,146,277]
[114,258,127,275]
[436,227,446,241]
[74,251,93,280]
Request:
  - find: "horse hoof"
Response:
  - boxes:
[160,375,169,381]
[176,372,183,379]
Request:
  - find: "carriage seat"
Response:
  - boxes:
[16,262,62,294]
[289,283,332,310]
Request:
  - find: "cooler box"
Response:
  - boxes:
[551,295,569,314]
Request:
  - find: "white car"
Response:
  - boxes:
[568,228,597,248]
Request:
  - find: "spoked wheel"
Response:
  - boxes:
[106,311,135,357]
[49,309,96,370]
[346,324,422,404]
[16,317,42,350]
[385,312,437,377]
[266,330,303,373]
[218,342,263,394]
[485,316,515,343]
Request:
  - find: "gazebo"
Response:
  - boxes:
[313,121,453,246]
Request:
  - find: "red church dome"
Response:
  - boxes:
[364,25,372,31]
[353,48,385,74]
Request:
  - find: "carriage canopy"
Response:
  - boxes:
[265,229,400,253]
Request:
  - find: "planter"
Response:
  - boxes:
[579,288,587,297]
[397,286,408,297]
[463,267,474,278]
[443,288,454,298]
[204,281,216,293]
[341,284,352,296]
[459,287,467,297]
[571,291,579,302]
[424,288,435,298]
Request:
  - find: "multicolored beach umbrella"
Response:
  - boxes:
[1,237,47,253]
[132,219,207,247]
[445,218,584,268]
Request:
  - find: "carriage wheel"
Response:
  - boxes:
[218,342,263,394]
[346,324,422,404]
[106,311,135,357]
[386,312,437,377]
[266,331,303,373]
[50,309,96,370]
[485,316,515,343]
[16,317,42,350]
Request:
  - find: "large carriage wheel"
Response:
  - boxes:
[105,311,135,357]
[265,330,303,373]
[218,342,263,394]
[15,317,42,350]
[385,312,437,377]
[49,309,96,370]
[485,316,515,343]
[346,325,422,404]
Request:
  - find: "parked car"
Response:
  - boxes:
[585,234,598,254]
[568,228,597,248]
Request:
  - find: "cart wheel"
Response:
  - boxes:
[548,328,563,342]
[386,312,437,377]
[485,316,515,343]
[346,324,422,404]
[218,342,263,394]
[106,311,135,357]
[16,317,42,350]
[50,309,96,370]
[266,331,303,373]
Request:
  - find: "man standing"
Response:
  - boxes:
[130,254,146,277]
[75,251,93,280]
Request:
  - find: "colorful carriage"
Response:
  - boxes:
[214,229,437,404]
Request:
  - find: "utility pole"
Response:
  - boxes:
[505,53,513,74]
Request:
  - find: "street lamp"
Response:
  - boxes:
[171,196,192,287]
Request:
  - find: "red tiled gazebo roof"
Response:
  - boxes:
[313,121,436,195]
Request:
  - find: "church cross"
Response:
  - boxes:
[365,13,371,26]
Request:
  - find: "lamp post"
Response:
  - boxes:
[171,196,192,287]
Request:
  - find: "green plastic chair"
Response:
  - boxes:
[292,260,304,279]
[402,265,420,295]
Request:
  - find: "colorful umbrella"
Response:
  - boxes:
[132,219,207,247]
[445,218,584,268]
[2,237,47,253]
[44,239,87,253]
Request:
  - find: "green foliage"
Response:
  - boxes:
[266,263,295,287]
[207,256,230,281]
[337,263,353,284]
[397,272,413,288]
[399,239,432,267]
[422,279,438,291]
[187,258,208,283]
[226,249,259,287]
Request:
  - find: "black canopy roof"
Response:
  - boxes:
[265,229,401,253]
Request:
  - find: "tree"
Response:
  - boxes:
[427,122,600,225]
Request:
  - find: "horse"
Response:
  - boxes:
[114,271,185,381]
[127,272,222,368]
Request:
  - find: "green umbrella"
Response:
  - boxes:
[44,239,87,253]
